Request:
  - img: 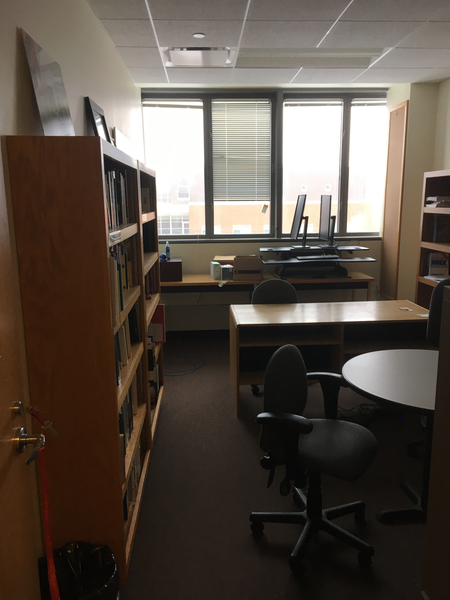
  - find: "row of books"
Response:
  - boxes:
[123,441,143,522]
[113,307,141,385]
[105,167,130,230]
[143,221,157,253]
[109,242,136,327]
[432,214,450,243]
[119,380,137,452]
[145,265,159,298]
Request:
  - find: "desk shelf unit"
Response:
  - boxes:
[416,169,450,308]
[230,300,429,415]
[6,136,163,584]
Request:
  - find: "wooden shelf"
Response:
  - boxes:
[416,170,450,308]
[5,136,164,585]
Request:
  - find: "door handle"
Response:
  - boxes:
[14,427,45,464]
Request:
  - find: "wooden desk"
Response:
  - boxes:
[229,300,429,416]
[161,271,374,300]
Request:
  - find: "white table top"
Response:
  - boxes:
[342,349,439,413]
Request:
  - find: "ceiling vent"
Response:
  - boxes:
[236,48,384,69]
[163,47,235,68]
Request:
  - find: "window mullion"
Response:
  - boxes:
[339,98,351,235]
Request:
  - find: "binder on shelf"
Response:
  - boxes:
[148,304,166,343]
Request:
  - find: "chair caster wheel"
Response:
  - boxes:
[289,557,304,576]
[357,551,372,567]
[251,385,260,396]
[251,521,264,535]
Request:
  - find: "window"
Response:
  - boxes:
[142,91,388,241]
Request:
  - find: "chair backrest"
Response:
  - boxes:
[427,277,450,347]
[261,345,308,451]
[251,279,298,304]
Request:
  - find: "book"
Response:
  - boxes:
[148,304,166,343]
[428,252,449,277]
[433,215,450,243]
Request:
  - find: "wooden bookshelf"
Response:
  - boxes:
[5,136,163,584]
[416,170,450,308]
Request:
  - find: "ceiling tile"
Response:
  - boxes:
[166,68,235,84]
[128,67,168,84]
[342,0,450,22]
[101,19,157,46]
[354,67,449,83]
[117,47,162,68]
[241,21,332,48]
[88,0,149,19]
[375,48,450,68]
[231,68,299,84]
[147,0,248,20]
[321,21,420,48]
[247,0,349,21]
[153,20,242,47]
[398,22,450,48]
[292,67,367,84]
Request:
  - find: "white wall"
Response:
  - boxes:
[0,2,143,596]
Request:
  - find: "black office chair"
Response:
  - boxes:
[407,277,450,458]
[251,278,298,305]
[250,279,298,395]
[250,344,378,573]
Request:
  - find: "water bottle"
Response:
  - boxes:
[165,241,170,260]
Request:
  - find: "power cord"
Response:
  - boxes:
[164,354,205,376]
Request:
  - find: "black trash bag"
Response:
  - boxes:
[38,541,120,600]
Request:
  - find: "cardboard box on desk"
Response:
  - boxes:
[160,258,182,282]
[233,256,262,281]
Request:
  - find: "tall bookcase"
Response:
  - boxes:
[5,136,163,583]
[416,169,450,308]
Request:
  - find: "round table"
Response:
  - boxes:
[342,349,439,524]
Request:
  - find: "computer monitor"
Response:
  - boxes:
[318,194,336,247]
[290,194,309,246]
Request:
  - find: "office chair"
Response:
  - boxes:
[251,278,298,305]
[250,279,298,395]
[250,344,378,573]
[407,277,450,459]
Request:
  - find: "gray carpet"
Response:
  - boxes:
[120,331,426,600]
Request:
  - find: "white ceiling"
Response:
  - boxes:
[87,0,450,88]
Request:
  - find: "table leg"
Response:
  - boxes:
[377,412,433,525]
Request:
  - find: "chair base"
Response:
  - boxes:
[250,483,374,572]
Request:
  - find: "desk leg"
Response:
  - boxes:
[229,314,240,416]
[377,413,433,525]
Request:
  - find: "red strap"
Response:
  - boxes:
[38,447,60,600]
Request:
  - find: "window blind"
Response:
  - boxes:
[211,99,271,202]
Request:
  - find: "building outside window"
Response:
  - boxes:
[143,91,388,241]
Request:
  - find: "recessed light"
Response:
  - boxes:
[193,32,205,39]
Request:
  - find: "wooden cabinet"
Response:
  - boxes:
[5,136,163,583]
[416,170,450,308]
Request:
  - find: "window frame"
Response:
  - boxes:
[142,88,387,243]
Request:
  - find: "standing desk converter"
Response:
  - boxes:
[229,299,429,416]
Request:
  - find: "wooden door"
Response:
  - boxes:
[379,101,408,300]
[0,146,42,599]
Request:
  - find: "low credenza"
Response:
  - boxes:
[161,271,374,300]
[229,299,430,416]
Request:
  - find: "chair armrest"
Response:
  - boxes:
[307,372,348,419]
[256,412,313,434]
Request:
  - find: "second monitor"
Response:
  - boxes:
[318,194,336,248]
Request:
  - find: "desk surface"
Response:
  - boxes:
[161,271,374,288]
[342,349,438,413]
[230,299,428,328]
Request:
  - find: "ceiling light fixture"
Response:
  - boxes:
[193,32,205,39]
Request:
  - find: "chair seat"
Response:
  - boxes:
[297,419,377,481]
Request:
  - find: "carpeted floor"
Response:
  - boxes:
[120,331,426,600]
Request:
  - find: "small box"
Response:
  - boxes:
[210,261,221,280]
[428,252,449,277]
[213,255,236,265]
[160,258,182,282]
[220,264,234,280]
[233,255,262,281]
